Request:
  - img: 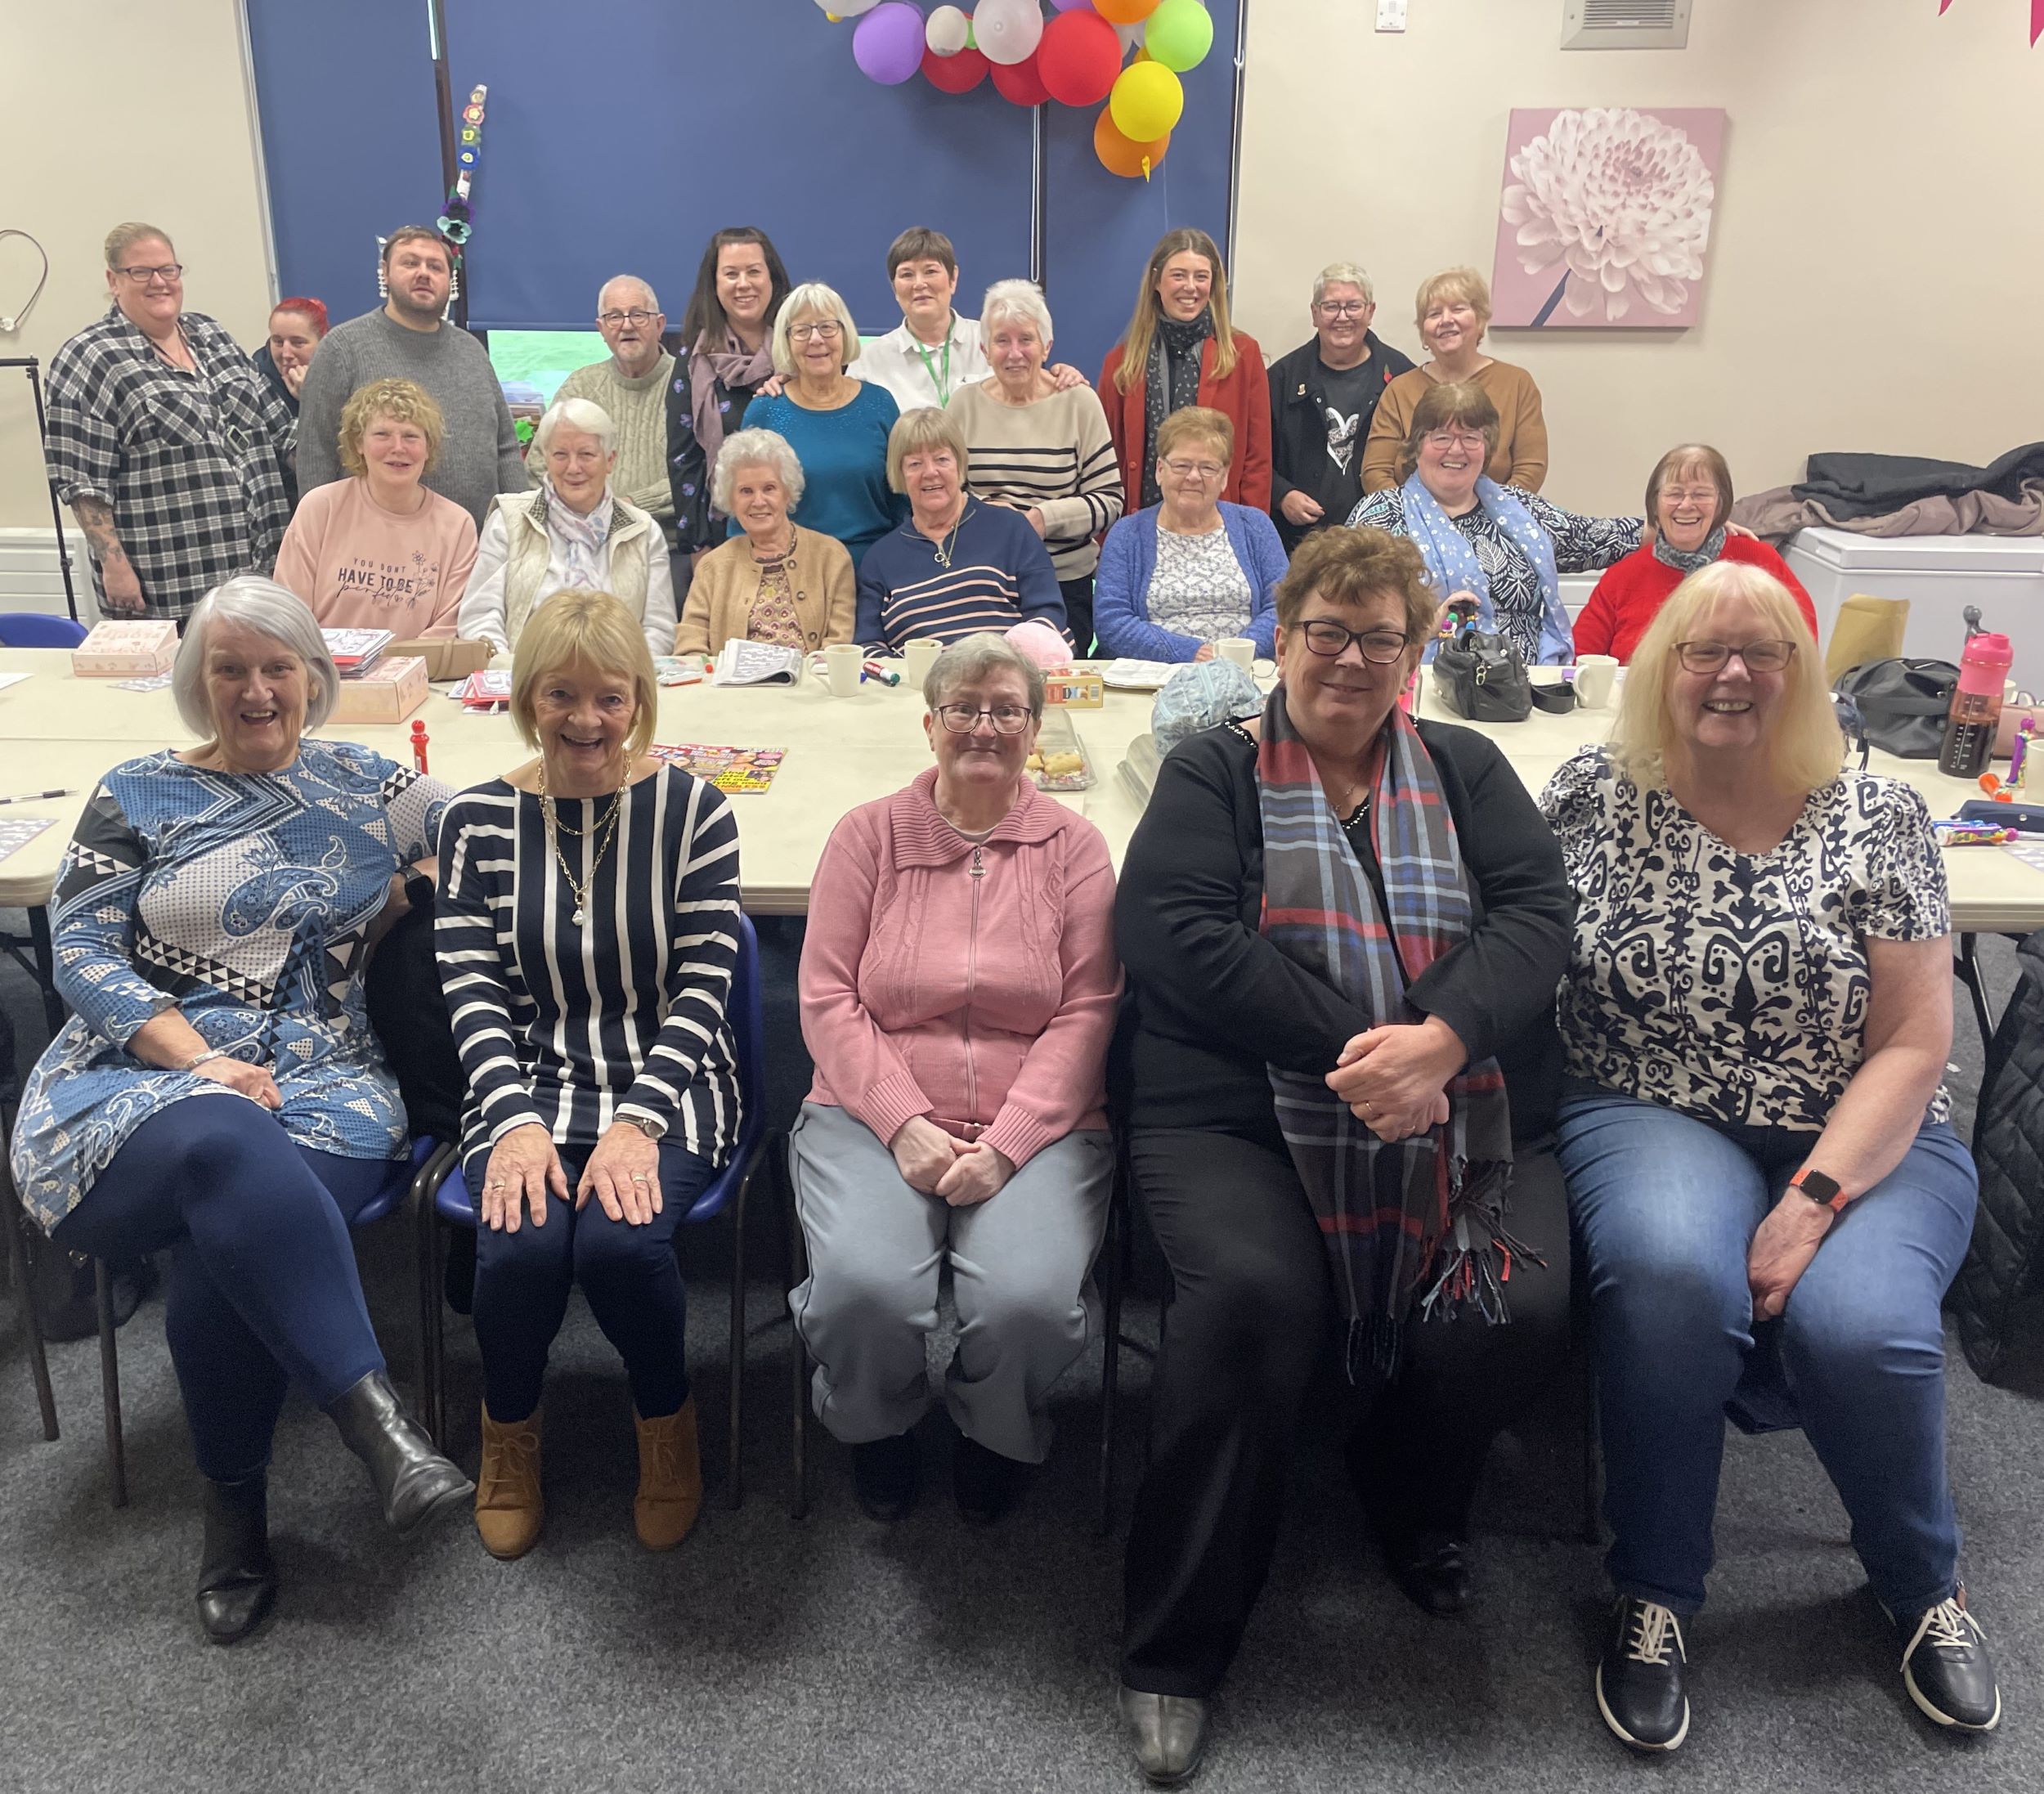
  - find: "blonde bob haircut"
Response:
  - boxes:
[1414,266,1493,334]
[1396,380,1500,484]
[771,280,862,378]
[509,590,660,763]
[1112,227,1239,394]
[338,378,446,478]
[1154,405,1234,469]
[886,406,970,494]
[1611,559,1840,793]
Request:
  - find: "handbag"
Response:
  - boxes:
[1432,626,1533,723]
[1833,657,1958,759]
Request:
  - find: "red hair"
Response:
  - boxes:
[271,296,329,335]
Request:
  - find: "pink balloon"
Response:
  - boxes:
[853,2,926,83]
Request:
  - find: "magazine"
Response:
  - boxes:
[648,742,787,795]
[710,639,803,687]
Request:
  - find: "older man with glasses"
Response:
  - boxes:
[554,276,679,553]
[44,222,298,621]
[1266,262,1415,554]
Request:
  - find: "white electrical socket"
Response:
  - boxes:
[1377,0,1408,29]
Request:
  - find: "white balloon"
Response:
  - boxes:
[973,0,1045,66]
[1114,21,1142,55]
[926,3,971,54]
[815,0,882,14]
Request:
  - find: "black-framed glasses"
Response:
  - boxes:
[1316,300,1369,317]
[117,263,182,283]
[934,703,1033,734]
[1297,620,1411,663]
[597,307,660,326]
[789,321,843,341]
[1674,638,1798,675]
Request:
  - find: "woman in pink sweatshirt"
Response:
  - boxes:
[791,632,1120,1526]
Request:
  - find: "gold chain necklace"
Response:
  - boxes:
[930,502,966,568]
[537,762,626,926]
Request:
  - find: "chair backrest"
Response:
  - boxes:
[682,910,767,1222]
[0,612,89,648]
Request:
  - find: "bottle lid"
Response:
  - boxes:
[1963,630,2014,668]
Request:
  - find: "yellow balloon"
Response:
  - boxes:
[1108,61,1184,143]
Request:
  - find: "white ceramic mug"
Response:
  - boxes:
[1216,637,1255,671]
[1574,654,1620,709]
[824,644,864,698]
[903,637,944,691]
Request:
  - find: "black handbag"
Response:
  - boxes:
[1432,626,1533,723]
[1833,657,1958,759]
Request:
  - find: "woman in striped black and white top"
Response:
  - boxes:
[947,281,1123,653]
[854,407,1067,653]
[434,590,742,1563]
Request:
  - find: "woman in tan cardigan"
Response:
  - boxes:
[1360,267,1548,495]
[675,428,856,655]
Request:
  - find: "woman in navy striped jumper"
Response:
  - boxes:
[854,408,1066,651]
[435,590,742,1560]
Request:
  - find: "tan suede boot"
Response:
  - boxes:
[474,1407,544,1560]
[633,1397,702,1550]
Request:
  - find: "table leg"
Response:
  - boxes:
[1954,932,1997,1053]
[28,905,62,1038]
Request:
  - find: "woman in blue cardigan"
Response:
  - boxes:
[1095,407,1289,663]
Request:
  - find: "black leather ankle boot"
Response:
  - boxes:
[323,1370,473,1536]
[196,1472,276,1645]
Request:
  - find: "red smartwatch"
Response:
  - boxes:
[1790,1168,1850,1213]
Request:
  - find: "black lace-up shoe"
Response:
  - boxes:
[851,1432,918,1523]
[1596,1594,1690,1752]
[1893,1590,2001,1731]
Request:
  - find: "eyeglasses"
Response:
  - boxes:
[1297,620,1411,663]
[597,308,660,326]
[1661,486,1720,506]
[1673,639,1799,674]
[1162,458,1225,482]
[934,703,1033,734]
[1423,430,1487,452]
[789,321,842,341]
[117,264,182,283]
[1316,300,1369,317]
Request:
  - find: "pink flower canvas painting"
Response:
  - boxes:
[1491,106,1726,329]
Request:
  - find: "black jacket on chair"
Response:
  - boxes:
[1266,331,1416,553]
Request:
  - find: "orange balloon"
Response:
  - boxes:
[1092,0,1161,24]
[1094,108,1170,180]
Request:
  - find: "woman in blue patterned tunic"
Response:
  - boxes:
[7,578,473,1645]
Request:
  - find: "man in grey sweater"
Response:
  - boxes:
[295,225,529,527]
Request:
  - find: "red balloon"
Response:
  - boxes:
[1037,9,1122,107]
[991,52,1051,106]
[921,43,989,93]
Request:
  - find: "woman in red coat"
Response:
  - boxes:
[1100,228,1271,514]
[1577,444,1818,663]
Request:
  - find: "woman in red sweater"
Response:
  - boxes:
[1100,228,1271,514]
[1576,445,1817,662]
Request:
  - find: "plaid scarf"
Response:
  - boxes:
[1255,685,1526,1381]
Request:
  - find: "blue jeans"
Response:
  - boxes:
[1555,1084,1977,1617]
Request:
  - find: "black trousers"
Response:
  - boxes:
[1060,574,1096,657]
[1119,1127,1571,1697]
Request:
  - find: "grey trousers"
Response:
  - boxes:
[787,1101,1113,1464]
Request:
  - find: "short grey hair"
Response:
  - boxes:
[924,631,1045,719]
[533,397,617,456]
[711,428,805,517]
[173,576,338,737]
[596,273,661,315]
[979,279,1053,346]
[771,281,862,378]
[1312,262,1376,306]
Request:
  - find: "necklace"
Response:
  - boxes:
[927,502,967,567]
[537,761,626,926]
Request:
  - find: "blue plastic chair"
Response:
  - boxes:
[415,912,769,1507]
[0,612,89,648]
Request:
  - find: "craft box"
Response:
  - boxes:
[72,620,177,676]
[1043,671,1104,709]
[329,656,428,724]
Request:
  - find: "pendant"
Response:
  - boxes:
[572,907,587,926]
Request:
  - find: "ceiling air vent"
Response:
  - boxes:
[1562,0,1692,50]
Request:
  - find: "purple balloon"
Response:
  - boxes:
[1047,0,1094,9]
[853,2,926,83]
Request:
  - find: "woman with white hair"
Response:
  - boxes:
[947,280,1123,653]
[742,280,902,567]
[7,577,472,1646]
[459,397,676,658]
[674,428,854,655]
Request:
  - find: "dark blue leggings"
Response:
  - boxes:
[52,1097,392,1481]
[471,1139,715,1424]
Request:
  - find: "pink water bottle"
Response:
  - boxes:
[1938,631,2012,778]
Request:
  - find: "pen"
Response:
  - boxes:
[0,788,76,805]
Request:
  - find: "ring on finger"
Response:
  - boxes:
[630,1175,651,1185]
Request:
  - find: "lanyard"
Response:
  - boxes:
[910,332,953,406]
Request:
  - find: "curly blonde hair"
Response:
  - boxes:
[338,378,446,478]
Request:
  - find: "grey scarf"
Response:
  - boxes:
[1651,524,1727,576]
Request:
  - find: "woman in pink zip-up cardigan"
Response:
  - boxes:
[791,632,1120,1527]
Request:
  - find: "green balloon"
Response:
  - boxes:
[1145,0,1213,73]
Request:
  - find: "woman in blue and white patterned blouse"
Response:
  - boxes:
[8,578,473,1645]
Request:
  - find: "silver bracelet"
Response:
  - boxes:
[180,1047,230,1074]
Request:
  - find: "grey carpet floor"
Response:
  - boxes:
[2,926,2042,1794]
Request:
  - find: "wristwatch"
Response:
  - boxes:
[620,1112,666,1142]
[1790,1168,1849,1213]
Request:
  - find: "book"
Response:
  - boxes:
[458,669,514,711]
[648,742,787,795]
[323,628,395,673]
[710,639,803,687]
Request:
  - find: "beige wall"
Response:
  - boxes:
[1234,0,2044,517]
[0,2,274,531]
